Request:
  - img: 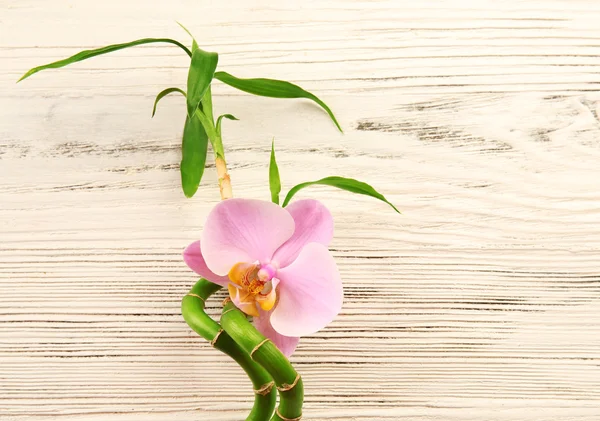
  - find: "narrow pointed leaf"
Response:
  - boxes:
[269,140,281,205]
[215,114,239,135]
[282,176,400,213]
[18,38,192,82]
[186,49,218,119]
[180,112,209,198]
[176,21,199,52]
[152,87,186,117]
[214,71,342,132]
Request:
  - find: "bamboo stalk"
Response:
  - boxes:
[221,301,304,421]
[182,279,277,421]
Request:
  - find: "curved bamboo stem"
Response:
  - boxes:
[221,301,304,421]
[182,279,277,420]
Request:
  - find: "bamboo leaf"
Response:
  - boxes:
[176,21,199,52]
[18,38,192,82]
[186,49,218,119]
[180,112,209,198]
[214,71,342,132]
[269,140,281,205]
[282,176,400,213]
[152,87,186,117]
[215,114,239,135]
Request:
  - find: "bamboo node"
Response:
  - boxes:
[221,308,236,318]
[276,408,302,421]
[277,374,301,392]
[186,293,205,303]
[210,329,224,347]
[250,338,271,359]
[254,381,275,396]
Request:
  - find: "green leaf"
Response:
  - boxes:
[269,140,281,205]
[180,111,209,198]
[176,21,199,53]
[214,71,342,132]
[186,49,218,119]
[18,38,192,82]
[215,114,239,136]
[152,87,186,117]
[282,176,400,213]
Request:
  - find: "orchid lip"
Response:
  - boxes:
[227,261,280,315]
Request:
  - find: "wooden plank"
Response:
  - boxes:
[1,0,599,420]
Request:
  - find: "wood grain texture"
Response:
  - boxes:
[1,0,600,420]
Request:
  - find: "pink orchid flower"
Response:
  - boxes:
[183,198,343,356]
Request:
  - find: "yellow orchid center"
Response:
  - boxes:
[227,261,278,317]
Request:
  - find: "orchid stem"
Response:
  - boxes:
[221,301,304,421]
[182,278,277,420]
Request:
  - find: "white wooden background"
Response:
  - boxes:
[2,1,600,420]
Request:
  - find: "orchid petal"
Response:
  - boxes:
[201,198,295,276]
[183,240,230,287]
[271,242,343,337]
[254,309,300,357]
[273,199,334,268]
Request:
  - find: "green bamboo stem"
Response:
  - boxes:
[221,302,304,421]
[181,278,277,421]
[195,87,225,160]
[195,89,232,199]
